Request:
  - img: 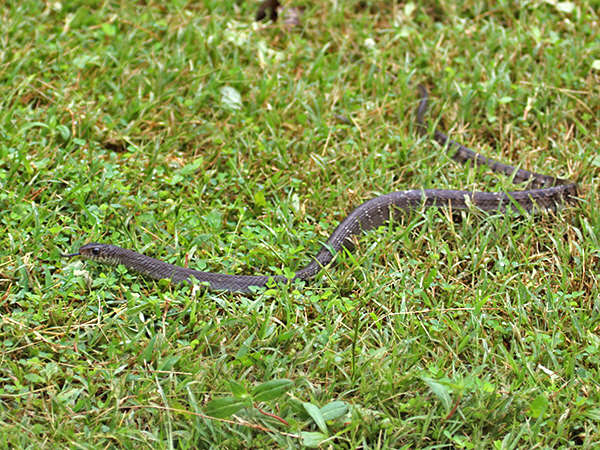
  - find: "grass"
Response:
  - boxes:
[1,0,599,447]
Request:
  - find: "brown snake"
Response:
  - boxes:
[63,86,578,293]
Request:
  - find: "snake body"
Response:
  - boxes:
[65,86,577,293]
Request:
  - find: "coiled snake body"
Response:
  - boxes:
[64,86,578,293]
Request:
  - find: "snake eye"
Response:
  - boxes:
[92,247,100,256]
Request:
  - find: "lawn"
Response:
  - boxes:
[1,0,599,447]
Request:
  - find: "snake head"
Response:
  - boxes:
[63,243,121,265]
[62,243,99,259]
[79,243,102,258]
[77,243,111,262]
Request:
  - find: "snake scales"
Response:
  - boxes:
[64,86,578,293]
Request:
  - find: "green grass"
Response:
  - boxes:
[1,0,599,447]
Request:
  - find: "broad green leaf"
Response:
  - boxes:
[24,373,44,383]
[303,402,328,433]
[528,394,548,418]
[301,431,328,448]
[320,401,348,421]
[422,376,452,410]
[158,355,181,371]
[555,2,575,13]
[56,388,84,405]
[204,397,251,419]
[179,158,204,176]
[101,23,116,36]
[252,379,294,402]
[56,125,71,140]
[220,86,242,110]
[140,334,160,363]
[253,190,267,208]
[586,408,600,422]
[229,380,249,399]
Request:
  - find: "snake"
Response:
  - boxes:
[63,86,578,293]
